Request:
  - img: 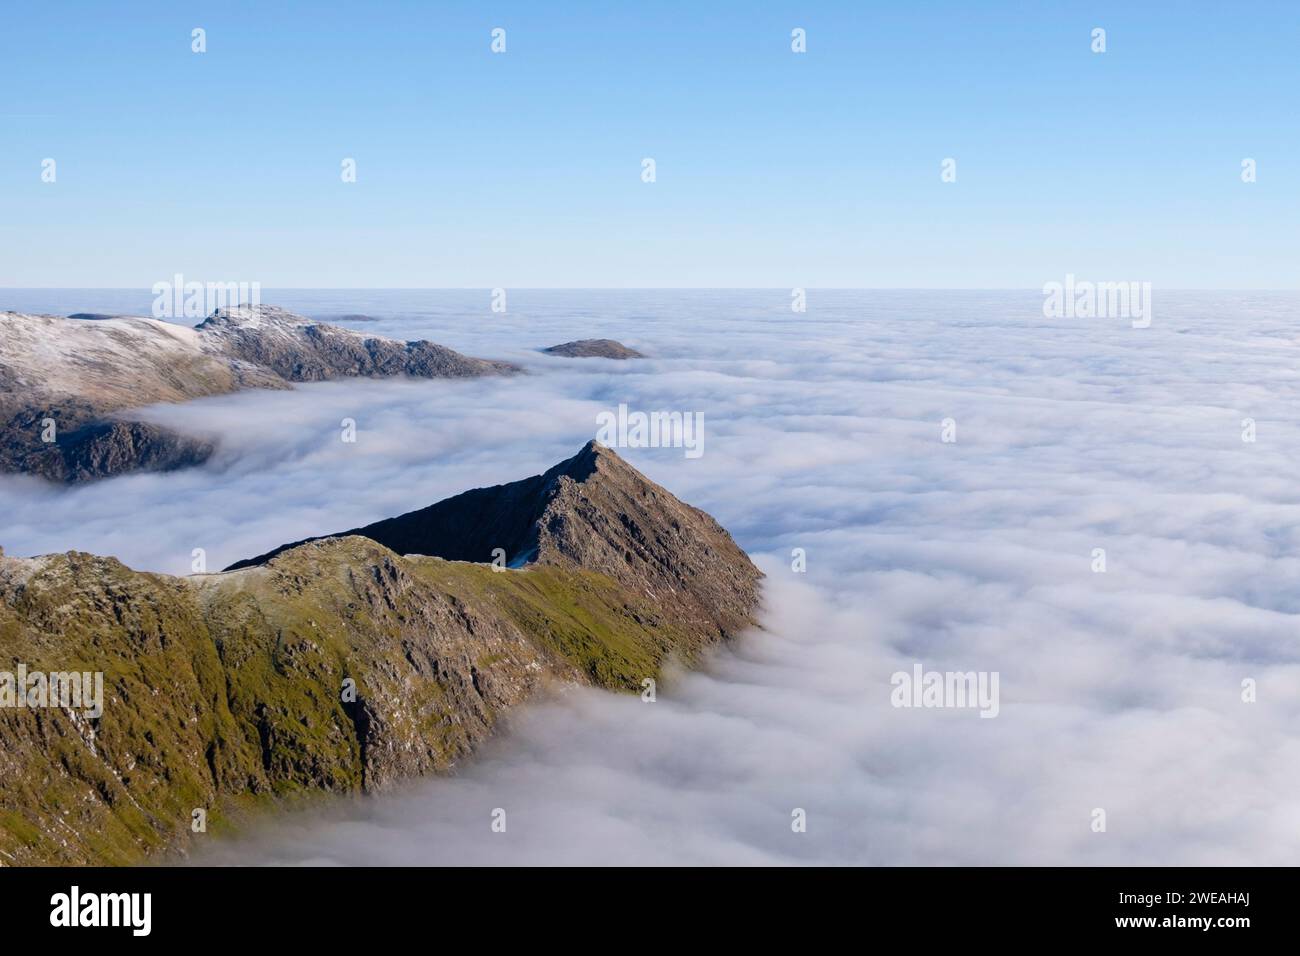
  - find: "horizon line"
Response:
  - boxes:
[4,286,1300,293]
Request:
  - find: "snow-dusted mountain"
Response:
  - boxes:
[0,305,518,482]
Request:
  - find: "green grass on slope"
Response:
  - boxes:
[0,543,714,864]
[406,558,699,690]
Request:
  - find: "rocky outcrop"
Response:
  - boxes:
[0,306,517,483]
[195,306,515,382]
[230,441,758,641]
[10,415,215,483]
[0,444,761,864]
[542,339,645,359]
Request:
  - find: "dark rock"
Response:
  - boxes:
[542,339,646,359]
[229,441,760,642]
[22,419,213,483]
[196,305,518,381]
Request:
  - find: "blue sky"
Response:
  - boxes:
[2,1,1296,288]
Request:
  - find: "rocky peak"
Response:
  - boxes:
[0,442,761,864]
[196,304,317,332]
[228,441,761,640]
[195,304,517,382]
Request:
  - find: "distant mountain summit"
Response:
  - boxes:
[542,338,646,359]
[197,305,515,381]
[0,305,517,482]
[0,443,761,864]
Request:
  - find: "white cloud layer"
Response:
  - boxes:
[3,290,1298,864]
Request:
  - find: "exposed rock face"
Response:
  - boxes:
[230,441,759,641]
[0,444,761,864]
[542,339,646,359]
[0,306,517,483]
[196,306,516,382]
[12,415,215,483]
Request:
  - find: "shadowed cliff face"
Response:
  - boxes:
[0,444,760,864]
[0,306,518,483]
[227,441,760,642]
[1,403,217,483]
[226,444,598,569]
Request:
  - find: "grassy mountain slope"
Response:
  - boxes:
[0,444,760,864]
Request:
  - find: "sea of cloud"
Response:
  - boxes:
[3,289,1298,864]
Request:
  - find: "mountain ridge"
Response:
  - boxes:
[0,443,761,864]
[0,305,517,483]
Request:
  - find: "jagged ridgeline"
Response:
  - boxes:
[0,305,518,483]
[0,442,761,864]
